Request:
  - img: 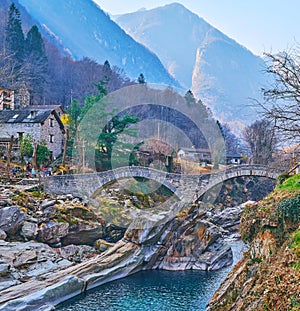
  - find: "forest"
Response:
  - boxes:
[0,1,134,108]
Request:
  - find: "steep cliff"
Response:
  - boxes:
[207,174,300,311]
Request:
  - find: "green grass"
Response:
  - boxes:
[277,174,300,191]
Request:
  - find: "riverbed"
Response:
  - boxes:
[57,240,246,311]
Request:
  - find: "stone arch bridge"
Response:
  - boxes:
[43,165,282,202]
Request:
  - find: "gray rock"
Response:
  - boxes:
[0,263,10,276]
[0,206,25,234]
[61,224,104,246]
[21,221,38,239]
[57,195,67,201]
[13,249,37,267]
[40,200,56,210]
[211,205,243,231]
[58,244,96,262]
[0,276,84,311]
[25,216,39,223]
[94,239,113,252]
[0,279,21,291]
[37,221,69,245]
[42,205,58,219]
[0,228,7,240]
[66,194,74,200]
[0,199,12,207]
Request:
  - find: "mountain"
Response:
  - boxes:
[115,3,269,127]
[16,0,179,87]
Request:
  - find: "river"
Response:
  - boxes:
[57,240,245,311]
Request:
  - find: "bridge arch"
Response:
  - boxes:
[43,165,282,203]
[191,165,282,202]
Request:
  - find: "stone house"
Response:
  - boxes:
[0,108,65,159]
[0,87,15,110]
[177,147,212,162]
[226,153,242,165]
[178,147,242,166]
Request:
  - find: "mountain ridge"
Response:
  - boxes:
[115,3,269,127]
[17,0,179,87]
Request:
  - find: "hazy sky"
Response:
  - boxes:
[93,0,299,56]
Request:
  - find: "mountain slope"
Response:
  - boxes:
[17,0,179,86]
[116,3,269,126]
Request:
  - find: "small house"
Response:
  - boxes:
[226,153,242,165]
[177,147,211,162]
[0,108,65,159]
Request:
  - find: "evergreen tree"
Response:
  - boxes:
[184,89,196,105]
[24,25,48,104]
[137,73,146,84]
[5,3,24,68]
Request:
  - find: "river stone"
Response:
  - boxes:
[13,249,37,267]
[0,263,10,276]
[0,206,25,234]
[0,228,7,240]
[57,195,67,201]
[40,199,56,210]
[21,221,38,239]
[94,239,114,252]
[37,221,69,245]
[212,205,243,230]
[0,199,12,207]
[42,205,58,219]
[61,224,104,246]
[58,244,97,262]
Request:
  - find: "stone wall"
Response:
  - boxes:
[40,114,64,159]
[0,122,41,142]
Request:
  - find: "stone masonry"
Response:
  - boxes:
[42,165,282,201]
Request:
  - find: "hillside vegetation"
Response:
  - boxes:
[207,174,300,311]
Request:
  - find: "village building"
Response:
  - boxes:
[23,105,64,117]
[0,87,15,110]
[177,147,211,162]
[226,153,242,165]
[0,108,65,159]
[177,147,242,166]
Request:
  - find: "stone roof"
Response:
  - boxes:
[178,147,210,153]
[226,153,242,158]
[23,105,64,112]
[0,109,53,124]
[0,109,65,133]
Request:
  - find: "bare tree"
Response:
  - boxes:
[262,50,300,142]
[243,119,277,165]
[6,135,14,177]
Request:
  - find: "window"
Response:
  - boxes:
[17,132,24,140]
[49,118,54,127]
[27,111,37,119]
[49,134,54,143]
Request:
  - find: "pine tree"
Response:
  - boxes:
[24,25,48,104]
[184,89,196,105]
[5,3,24,68]
[137,73,146,84]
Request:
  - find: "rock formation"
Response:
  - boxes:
[0,183,237,310]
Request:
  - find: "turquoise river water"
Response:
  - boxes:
[57,240,245,311]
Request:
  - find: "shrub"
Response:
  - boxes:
[276,195,300,224]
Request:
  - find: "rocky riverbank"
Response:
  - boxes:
[0,180,248,310]
[207,174,300,311]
